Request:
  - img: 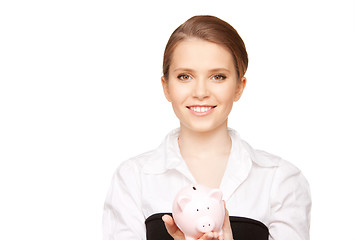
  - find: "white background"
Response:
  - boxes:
[0,0,354,239]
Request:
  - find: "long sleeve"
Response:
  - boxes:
[268,160,312,240]
[103,160,146,240]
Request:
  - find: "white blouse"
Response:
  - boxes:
[103,128,311,240]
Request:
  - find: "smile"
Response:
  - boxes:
[186,105,217,115]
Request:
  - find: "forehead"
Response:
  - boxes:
[170,38,235,72]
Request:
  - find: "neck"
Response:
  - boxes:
[178,123,232,160]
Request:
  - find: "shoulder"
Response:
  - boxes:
[244,141,310,196]
[239,136,311,207]
[108,148,162,196]
[240,138,302,174]
[117,128,181,175]
[238,136,310,192]
[116,148,160,176]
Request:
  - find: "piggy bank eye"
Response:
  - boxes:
[207,207,209,210]
[196,209,199,211]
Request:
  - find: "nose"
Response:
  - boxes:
[192,79,209,100]
[197,216,215,233]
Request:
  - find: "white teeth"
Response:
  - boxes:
[190,106,212,113]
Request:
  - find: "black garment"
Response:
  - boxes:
[145,213,269,240]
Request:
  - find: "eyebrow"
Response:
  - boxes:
[172,68,231,74]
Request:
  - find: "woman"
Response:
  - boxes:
[103,15,311,240]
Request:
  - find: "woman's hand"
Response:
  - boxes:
[220,201,233,240]
[162,214,186,240]
[162,201,233,240]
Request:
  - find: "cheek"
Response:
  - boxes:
[215,86,236,105]
[169,85,190,104]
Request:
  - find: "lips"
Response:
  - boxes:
[186,105,217,114]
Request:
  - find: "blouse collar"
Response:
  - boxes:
[141,128,279,199]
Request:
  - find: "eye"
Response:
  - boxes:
[212,74,227,81]
[177,74,192,81]
[197,209,199,211]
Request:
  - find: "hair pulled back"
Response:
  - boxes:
[163,15,248,81]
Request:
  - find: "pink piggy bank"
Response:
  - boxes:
[172,184,225,240]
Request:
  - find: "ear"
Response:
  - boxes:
[161,76,172,102]
[234,77,247,102]
[208,189,223,202]
[177,196,191,211]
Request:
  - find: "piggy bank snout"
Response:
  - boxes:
[197,216,215,233]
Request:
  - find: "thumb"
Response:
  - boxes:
[162,214,183,239]
[221,201,233,240]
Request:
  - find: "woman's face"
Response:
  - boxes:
[162,38,246,133]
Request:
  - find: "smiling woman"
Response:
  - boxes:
[161,38,245,134]
[103,15,311,240]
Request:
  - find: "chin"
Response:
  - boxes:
[183,122,226,134]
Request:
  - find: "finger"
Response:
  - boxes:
[218,231,224,240]
[198,232,220,240]
[198,232,213,240]
[162,215,180,237]
[222,201,233,240]
[223,201,231,230]
[212,232,220,239]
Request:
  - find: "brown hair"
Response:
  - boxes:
[163,15,248,81]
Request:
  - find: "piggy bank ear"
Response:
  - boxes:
[208,189,223,201]
[177,196,191,211]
